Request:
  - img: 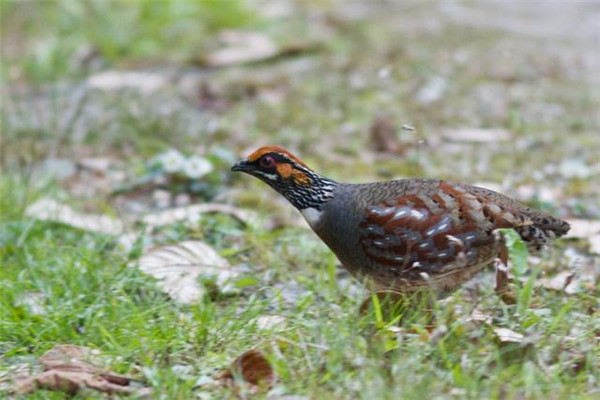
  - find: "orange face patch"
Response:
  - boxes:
[276,163,293,179]
[246,146,309,168]
[291,169,311,185]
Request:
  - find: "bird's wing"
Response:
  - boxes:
[358,181,531,273]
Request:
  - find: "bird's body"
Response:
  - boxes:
[232,146,569,295]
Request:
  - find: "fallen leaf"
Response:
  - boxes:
[76,157,115,173]
[538,260,598,294]
[539,271,576,293]
[0,363,35,393]
[205,31,279,67]
[493,327,524,344]
[14,345,150,396]
[216,350,276,389]
[442,128,512,143]
[141,203,258,228]
[197,82,231,112]
[202,30,317,67]
[565,219,600,239]
[134,241,238,304]
[87,71,169,93]
[467,308,493,326]
[370,115,401,154]
[26,198,123,235]
[565,219,600,254]
[16,371,151,396]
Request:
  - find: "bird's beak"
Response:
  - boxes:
[231,159,251,172]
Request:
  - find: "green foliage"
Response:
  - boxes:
[1,0,258,83]
[499,228,529,277]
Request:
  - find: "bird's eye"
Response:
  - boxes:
[260,156,275,168]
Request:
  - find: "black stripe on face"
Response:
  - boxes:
[269,153,294,164]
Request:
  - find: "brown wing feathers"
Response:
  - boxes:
[358,181,561,275]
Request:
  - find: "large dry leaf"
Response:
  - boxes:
[216,350,276,390]
[141,203,258,228]
[442,128,512,143]
[26,198,123,235]
[135,241,237,304]
[14,345,149,396]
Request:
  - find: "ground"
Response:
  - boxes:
[1,1,599,399]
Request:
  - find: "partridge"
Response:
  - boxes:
[232,146,570,296]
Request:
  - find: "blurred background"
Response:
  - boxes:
[2,1,600,397]
[2,1,599,219]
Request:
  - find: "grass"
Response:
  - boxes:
[1,200,597,398]
[1,1,599,399]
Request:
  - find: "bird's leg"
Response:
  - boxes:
[494,241,516,305]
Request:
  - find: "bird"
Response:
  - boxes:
[232,146,570,298]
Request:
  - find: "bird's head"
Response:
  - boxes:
[232,146,337,210]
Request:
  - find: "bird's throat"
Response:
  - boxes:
[300,207,324,229]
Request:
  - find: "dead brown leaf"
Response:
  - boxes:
[14,345,150,396]
[370,115,402,154]
[197,82,231,112]
[134,241,238,304]
[216,349,276,390]
[26,198,123,235]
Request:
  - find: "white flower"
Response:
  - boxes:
[183,156,213,179]
[159,150,185,173]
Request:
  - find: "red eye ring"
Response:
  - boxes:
[260,156,275,168]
